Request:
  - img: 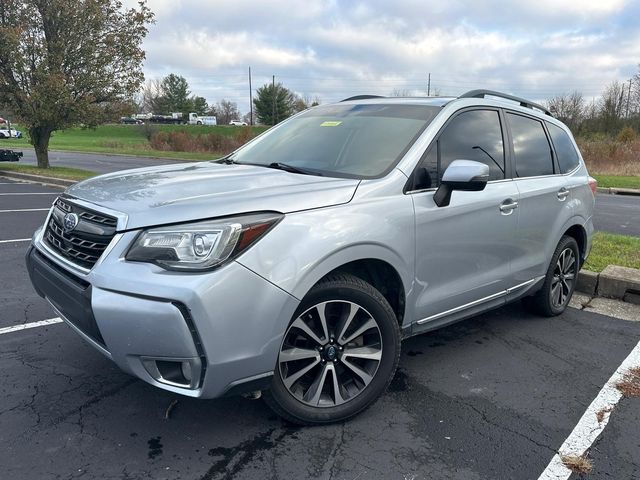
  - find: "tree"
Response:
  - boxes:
[0,0,153,168]
[214,99,240,124]
[142,74,208,115]
[160,74,192,113]
[599,81,626,134]
[191,96,209,116]
[253,82,295,125]
[290,93,319,113]
[140,78,164,113]
[546,91,584,132]
[391,88,411,97]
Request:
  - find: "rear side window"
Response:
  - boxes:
[439,110,505,181]
[547,123,580,173]
[507,113,554,177]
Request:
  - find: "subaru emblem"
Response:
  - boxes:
[63,212,79,232]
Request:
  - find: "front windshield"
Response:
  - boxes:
[228,103,441,178]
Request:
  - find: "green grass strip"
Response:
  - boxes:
[583,231,640,272]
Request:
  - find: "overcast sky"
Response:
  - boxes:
[128,0,640,114]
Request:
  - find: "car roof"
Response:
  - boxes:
[339,96,454,108]
[337,90,562,127]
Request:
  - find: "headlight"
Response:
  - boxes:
[125,212,282,271]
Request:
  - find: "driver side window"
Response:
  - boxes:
[439,109,505,181]
[414,109,506,190]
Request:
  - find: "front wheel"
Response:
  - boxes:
[523,235,580,317]
[264,274,401,425]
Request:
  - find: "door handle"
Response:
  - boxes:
[499,199,518,215]
[557,187,570,201]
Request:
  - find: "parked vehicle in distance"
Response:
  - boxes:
[147,112,186,125]
[0,129,22,138]
[120,117,144,125]
[229,120,248,126]
[0,149,23,161]
[189,113,217,125]
[26,90,595,425]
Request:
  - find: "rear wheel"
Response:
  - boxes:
[523,235,579,316]
[264,274,401,425]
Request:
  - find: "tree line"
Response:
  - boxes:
[545,71,640,136]
[138,73,320,125]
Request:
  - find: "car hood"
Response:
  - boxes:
[65,162,360,230]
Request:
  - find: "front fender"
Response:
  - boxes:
[236,198,415,308]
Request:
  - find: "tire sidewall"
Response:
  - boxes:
[269,278,400,424]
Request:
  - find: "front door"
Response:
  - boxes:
[411,108,519,324]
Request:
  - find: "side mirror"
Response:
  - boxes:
[433,160,490,207]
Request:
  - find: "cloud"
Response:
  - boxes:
[129,0,640,113]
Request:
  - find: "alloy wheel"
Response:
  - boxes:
[551,247,576,308]
[278,300,383,408]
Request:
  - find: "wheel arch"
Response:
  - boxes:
[291,245,412,329]
[320,259,406,328]
[560,220,588,267]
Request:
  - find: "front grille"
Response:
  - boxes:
[43,198,117,269]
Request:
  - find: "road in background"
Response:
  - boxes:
[594,194,640,237]
[9,147,190,174]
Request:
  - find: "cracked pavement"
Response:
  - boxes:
[1,176,639,479]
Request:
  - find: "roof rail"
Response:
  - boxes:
[340,95,385,102]
[459,89,552,117]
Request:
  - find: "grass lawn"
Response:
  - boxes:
[0,163,95,181]
[0,124,268,160]
[593,175,640,190]
[583,231,640,273]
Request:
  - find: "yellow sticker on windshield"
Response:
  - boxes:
[320,121,342,127]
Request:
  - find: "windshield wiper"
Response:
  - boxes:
[266,162,323,176]
[215,156,238,165]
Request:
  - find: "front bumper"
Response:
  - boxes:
[27,227,299,399]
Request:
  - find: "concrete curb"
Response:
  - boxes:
[596,186,640,196]
[0,170,76,187]
[577,266,640,306]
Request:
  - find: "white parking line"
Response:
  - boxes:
[0,238,30,244]
[537,339,640,479]
[0,192,58,195]
[0,208,49,213]
[0,317,63,336]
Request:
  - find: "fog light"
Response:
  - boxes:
[181,361,192,382]
[142,357,201,389]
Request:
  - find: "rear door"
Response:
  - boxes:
[505,111,573,288]
[410,108,520,323]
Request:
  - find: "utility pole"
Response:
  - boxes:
[272,75,276,125]
[427,73,431,97]
[248,66,253,126]
[626,78,632,118]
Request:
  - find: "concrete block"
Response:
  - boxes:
[598,265,640,300]
[576,269,598,296]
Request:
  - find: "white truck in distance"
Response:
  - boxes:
[189,113,217,125]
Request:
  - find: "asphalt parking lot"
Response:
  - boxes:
[1,177,639,480]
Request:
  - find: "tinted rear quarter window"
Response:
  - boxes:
[507,113,554,178]
[439,109,505,181]
[547,123,580,173]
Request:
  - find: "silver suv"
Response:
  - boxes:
[27,90,595,424]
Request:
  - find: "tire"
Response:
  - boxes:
[523,235,580,317]
[264,273,401,425]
